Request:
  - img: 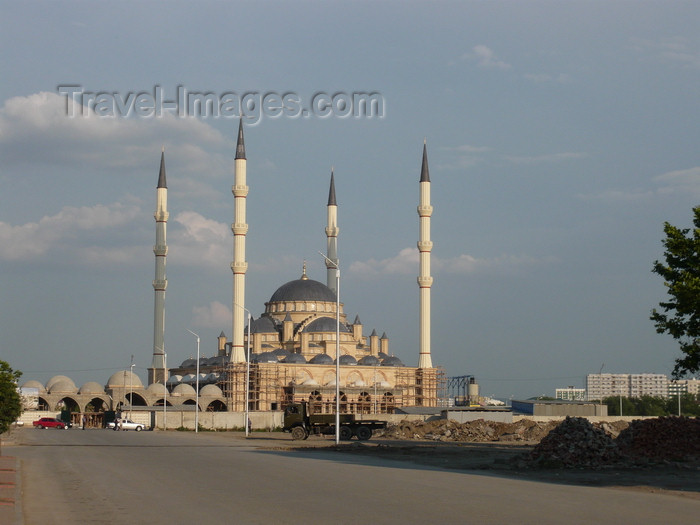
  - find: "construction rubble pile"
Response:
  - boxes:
[383,416,699,469]
[382,418,562,443]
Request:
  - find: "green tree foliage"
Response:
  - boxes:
[651,206,700,377]
[0,360,22,435]
[603,394,700,416]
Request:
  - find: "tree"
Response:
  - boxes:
[651,206,700,377]
[0,360,23,440]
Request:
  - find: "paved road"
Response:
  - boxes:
[6,428,700,524]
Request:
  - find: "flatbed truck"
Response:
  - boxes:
[283,401,386,441]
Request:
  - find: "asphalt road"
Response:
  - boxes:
[6,428,700,524]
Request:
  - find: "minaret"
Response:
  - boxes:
[417,140,434,369]
[230,120,248,363]
[149,149,168,384]
[325,168,339,294]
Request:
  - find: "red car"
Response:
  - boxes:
[33,417,68,429]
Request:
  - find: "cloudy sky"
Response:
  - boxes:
[1,1,698,399]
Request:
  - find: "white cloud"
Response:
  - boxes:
[463,45,512,70]
[504,152,586,164]
[630,37,700,69]
[0,91,231,175]
[192,301,232,328]
[349,247,557,277]
[579,166,700,202]
[524,73,572,84]
[171,211,230,267]
[653,167,700,196]
[0,202,141,262]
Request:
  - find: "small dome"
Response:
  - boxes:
[269,278,337,303]
[181,358,196,368]
[21,380,46,393]
[204,372,220,383]
[167,374,182,385]
[336,354,357,366]
[309,353,334,365]
[106,371,143,388]
[301,378,319,386]
[252,351,279,363]
[79,382,105,394]
[273,348,291,358]
[283,354,307,364]
[250,316,279,334]
[181,374,196,384]
[303,317,351,333]
[46,375,75,391]
[146,383,168,396]
[378,352,389,359]
[199,384,224,397]
[381,355,404,367]
[358,355,381,366]
[49,380,78,394]
[172,383,196,395]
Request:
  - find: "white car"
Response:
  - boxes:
[107,419,147,431]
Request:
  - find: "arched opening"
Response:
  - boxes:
[333,391,348,413]
[381,392,395,414]
[37,397,50,411]
[182,399,200,411]
[357,391,371,414]
[206,400,226,412]
[126,392,147,406]
[153,398,173,407]
[308,390,322,414]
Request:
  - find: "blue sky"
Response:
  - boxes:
[1,1,698,399]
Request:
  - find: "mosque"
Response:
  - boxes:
[20,122,444,420]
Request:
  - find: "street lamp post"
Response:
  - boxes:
[129,355,134,421]
[234,303,253,437]
[320,252,341,445]
[163,352,167,431]
[187,329,200,433]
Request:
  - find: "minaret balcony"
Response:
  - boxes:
[232,184,249,197]
[417,240,433,252]
[230,261,249,274]
[417,276,433,287]
[417,204,433,217]
[325,226,339,237]
[231,223,249,235]
[152,279,168,290]
[154,211,169,221]
[153,245,168,256]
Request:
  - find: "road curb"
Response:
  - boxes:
[0,455,20,524]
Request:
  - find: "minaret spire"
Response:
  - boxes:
[231,120,249,363]
[149,150,169,384]
[325,167,339,294]
[417,141,433,369]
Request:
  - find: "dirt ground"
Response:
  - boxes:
[280,437,700,500]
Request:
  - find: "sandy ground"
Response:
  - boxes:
[274,436,700,500]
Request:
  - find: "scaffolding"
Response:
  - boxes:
[219,362,445,414]
[394,367,445,408]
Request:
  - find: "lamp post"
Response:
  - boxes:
[187,329,200,433]
[235,303,252,437]
[129,355,134,421]
[320,252,340,445]
[163,352,167,431]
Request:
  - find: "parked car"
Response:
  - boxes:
[33,417,68,429]
[106,419,147,431]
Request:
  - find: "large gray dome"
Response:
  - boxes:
[269,278,336,303]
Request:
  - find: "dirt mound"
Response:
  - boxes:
[527,417,623,468]
[383,418,560,443]
[616,416,700,462]
[518,416,699,469]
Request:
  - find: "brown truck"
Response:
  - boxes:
[283,401,385,440]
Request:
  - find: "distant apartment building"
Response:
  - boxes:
[669,378,700,397]
[555,386,586,401]
[586,373,668,401]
